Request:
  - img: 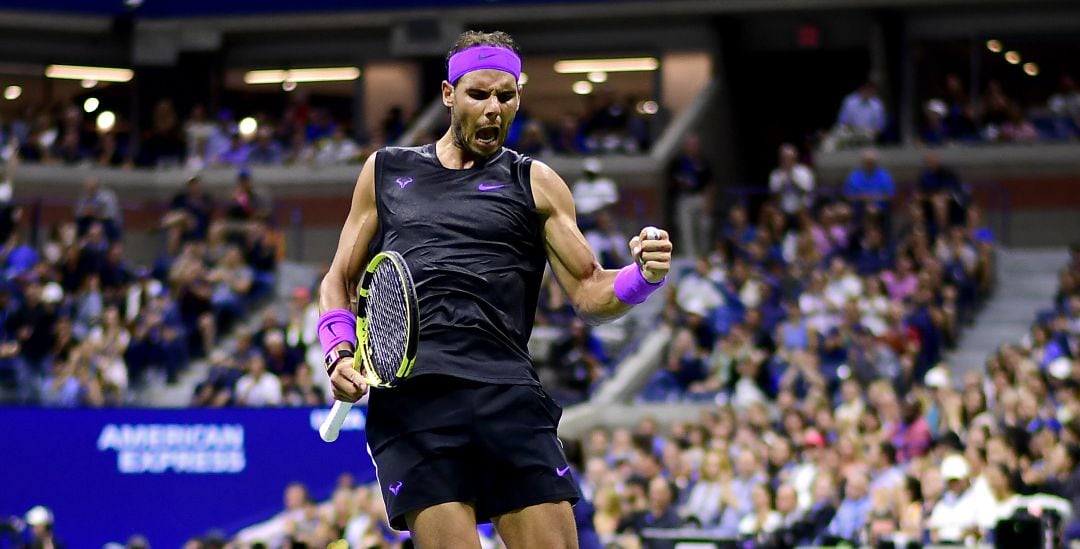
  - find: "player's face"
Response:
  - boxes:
[443,69,520,157]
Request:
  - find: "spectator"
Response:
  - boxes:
[549,318,608,404]
[247,128,285,166]
[666,133,713,258]
[1049,74,1080,140]
[74,177,122,241]
[843,149,895,214]
[315,126,360,166]
[585,210,630,270]
[24,505,64,549]
[927,453,977,543]
[616,477,681,549]
[680,450,729,525]
[826,81,886,150]
[825,470,873,544]
[571,157,618,230]
[768,143,815,216]
[738,482,781,541]
[234,353,282,407]
[162,175,216,255]
[226,170,268,222]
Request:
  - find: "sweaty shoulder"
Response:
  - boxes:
[529,159,570,217]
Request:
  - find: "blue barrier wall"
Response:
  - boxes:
[0,407,375,547]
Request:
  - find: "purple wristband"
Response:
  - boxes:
[614,264,665,305]
[317,309,357,359]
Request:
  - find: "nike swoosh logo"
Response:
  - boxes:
[556,466,571,477]
[478,183,505,191]
[478,52,497,60]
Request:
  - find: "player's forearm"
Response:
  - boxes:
[318,268,353,314]
[570,268,632,325]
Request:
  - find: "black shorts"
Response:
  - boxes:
[365,375,580,531]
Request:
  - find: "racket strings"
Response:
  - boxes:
[366,264,409,382]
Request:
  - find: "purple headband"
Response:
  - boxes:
[448,45,522,84]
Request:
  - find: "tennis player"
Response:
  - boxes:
[318,30,672,548]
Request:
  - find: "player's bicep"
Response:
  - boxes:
[532,162,606,302]
[322,152,379,309]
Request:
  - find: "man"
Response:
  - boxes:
[616,477,682,549]
[23,505,64,549]
[571,157,618,231]
[927,453,977,544]
[768,143,815,216]
[319,31,672,548]
[825,470,872,544]
[843,149,895,211]
[666,133,712,258]
[74,176,122,241]
[835,81,886,144]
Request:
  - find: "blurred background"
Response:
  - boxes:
[0,0,1078,547]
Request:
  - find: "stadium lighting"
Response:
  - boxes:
[281,80,297,92]
[587,71,608,83]
[1024,63,1039,76]
[638,100,659,115]
[554,57,659,74]
[986,39,1003,53]
[572,81,593,95]
[3,85,20,100]
[243,67,360,84]
[238,117,258,137]
[83,97,100,113]
[96,111,116,132]
[45,65,133,82]
[81,79,98,89]
[1004,51,1021,65]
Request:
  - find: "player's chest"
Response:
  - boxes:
[380,171,536,238]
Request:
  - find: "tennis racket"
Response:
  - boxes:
[320,251,419,442]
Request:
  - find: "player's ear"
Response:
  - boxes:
[442,81,455,108]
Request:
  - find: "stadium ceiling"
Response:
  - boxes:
[0,0,1074,33]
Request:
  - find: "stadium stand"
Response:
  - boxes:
[3,1,1080,547]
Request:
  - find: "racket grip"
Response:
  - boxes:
[320,400,354,442]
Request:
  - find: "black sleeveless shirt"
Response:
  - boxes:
[370,144,546,385]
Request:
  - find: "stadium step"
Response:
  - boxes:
[944,247,1067,385]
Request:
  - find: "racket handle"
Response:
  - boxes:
[320,400,354,442]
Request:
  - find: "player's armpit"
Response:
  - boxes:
[320,151,381,314]
[531,160,629,325]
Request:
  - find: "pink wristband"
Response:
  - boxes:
[317,309,357,359]
[614,264,665,305]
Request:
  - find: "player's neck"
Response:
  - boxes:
[435,131,489,170]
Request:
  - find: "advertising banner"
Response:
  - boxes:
[0,407,374,547]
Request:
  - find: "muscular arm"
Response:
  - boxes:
[319,153,380,401]
[532,161,671,325]
[319,152,380,314]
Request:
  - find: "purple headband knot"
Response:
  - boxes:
[448,46,521,84]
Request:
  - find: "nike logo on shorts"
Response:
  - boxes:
[478,183,505,191]
[556,466,571,477]
[389,480,404,495]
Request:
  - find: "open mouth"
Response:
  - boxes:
[475,126,500,146]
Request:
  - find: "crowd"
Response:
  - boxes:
[0,96,406,170]
[821,72,1080,151]
[0,82,664,174]
[644,143,993,405]
[0,147,281,405]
